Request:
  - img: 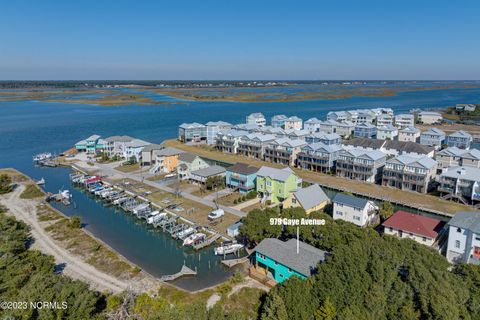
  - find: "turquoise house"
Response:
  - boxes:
[226,163,258,194]
[252,238,328,283]
[75,134,106,154]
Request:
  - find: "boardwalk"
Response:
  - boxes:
[193,234,222,250]
[221,257,249,268]
[160,265,197,282]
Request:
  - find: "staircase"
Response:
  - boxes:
[149,162,162,174]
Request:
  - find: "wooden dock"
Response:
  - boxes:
[193,234,221,251]
[221,257,249,268]
[160,265,197,282]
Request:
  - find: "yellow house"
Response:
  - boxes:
[152,147,184,173]
[284,184,330,214]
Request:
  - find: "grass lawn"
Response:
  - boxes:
[164,139,473,216]
[20,184,44,199]
[0,168,28,183]
[115,162,140,173]
[216,192,243,207]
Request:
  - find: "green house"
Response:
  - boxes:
[253,238,328,283]
[256,166,301,203]
[75,134,106,154]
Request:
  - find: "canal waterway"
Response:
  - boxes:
[1,86,479,289]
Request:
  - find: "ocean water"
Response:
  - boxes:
[0,86,479,290]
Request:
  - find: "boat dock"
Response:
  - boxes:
[193,233,222,251]
[160,264,197,281]
[221,256,249,268]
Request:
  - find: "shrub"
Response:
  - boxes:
[233,199,238,204]
[68,215,81,229]
[0,174,13,194]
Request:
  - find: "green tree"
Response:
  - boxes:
[0,173,13,194]
[315,297,336,320]
[261,293,288,320]
[379,201,394,221]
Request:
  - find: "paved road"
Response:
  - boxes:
[97,164,247,218]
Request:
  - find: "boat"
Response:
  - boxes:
[214,243,244,256]
[33,152,52,162]
[147,212,167,224]
[59,189,71,199]
[176,227,195,240]
[132,203,150,215]
[36,178,45,185]
[183,233,206,246]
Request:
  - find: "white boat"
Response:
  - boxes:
[183,233,206,246]
[208,209,224,221]
[59,189,71,199]
[176,227,195,240]
[113,197,130,205]
[36,178,45,185]
[147,212,167,224]
[33,152,52,162]
[214,243,244,256]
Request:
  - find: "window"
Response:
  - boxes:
[422,237,427,242]
[274,261,278,265]
[288,268,292,273]
[292,198,297,204]
[336,211,343,216]
[279,274,284,278]
[455,240,461,249]
[457,228,462,233]
[266,180,271,187]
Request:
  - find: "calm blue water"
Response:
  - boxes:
[1,87,479,289]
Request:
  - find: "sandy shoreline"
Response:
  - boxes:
[0,173,162,294]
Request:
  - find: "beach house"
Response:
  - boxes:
[305,132,341,145]
[418,111,443,124]
[215,130,244,154]
[252,238,328,284]
[336,149,386,183]
[376,125,398,140]
[398,126,420,142]
[284,116,303,130]
[177,153,210,180]
[190,165,226,185]
[382,155,438,193]
[435,147,480,171]
[297,142,342,173]
[394,114,415,129]
[264,138,307,166]
[446,211,480,264]
[271,114,288,128]
[447,130,473,149]
[246,113,267,127]
[354,123,377,138]
[237,133,276,159]
[225,163,258,194]
[283,184,330,214]
[104,135,135,158]
[256,166,301,204]
[304,117,323,133]
[75,134,106,154]
[420,128,445,149]
[438,166,480,204]
[150,147,184,173]
[206,121,232,145]
[332,193,378,227]
[178,122,207,143]
[376,114,394,127]
[382,211,445,247]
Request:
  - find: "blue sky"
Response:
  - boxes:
[0,0,479,80]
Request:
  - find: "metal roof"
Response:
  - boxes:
[333,193,371,210]
[448,212,480,234]
[293,184,329,211]
[254,238,328,277]
[190,165,226,178]
[256,166,295,182]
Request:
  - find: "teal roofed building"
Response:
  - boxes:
[251,238,328,284]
